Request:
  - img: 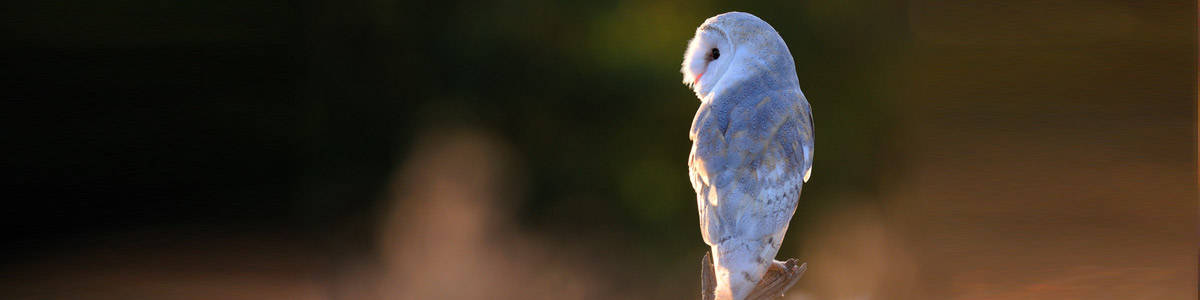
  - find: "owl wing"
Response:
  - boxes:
[690,88,813,246]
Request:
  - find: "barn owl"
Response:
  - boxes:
[682,12,814,300]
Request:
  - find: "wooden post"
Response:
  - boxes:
[701,251,806,300]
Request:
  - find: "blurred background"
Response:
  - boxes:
[2,0,1195,299]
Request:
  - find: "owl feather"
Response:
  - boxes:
[683,12,814,300]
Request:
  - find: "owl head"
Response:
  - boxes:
[681,12,795,99]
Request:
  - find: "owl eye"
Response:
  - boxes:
[710,48,720,60]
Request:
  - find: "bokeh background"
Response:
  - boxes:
[3,0,1195,299]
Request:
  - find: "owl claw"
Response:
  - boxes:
[748,259,805,300]
[767,260,788,273]
[702,252,806,300]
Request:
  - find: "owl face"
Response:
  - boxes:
[683,12,796,102]
[681,24,735,98]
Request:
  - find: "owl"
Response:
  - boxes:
[681,12,814,300]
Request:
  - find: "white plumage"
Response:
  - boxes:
[682,12,814,300]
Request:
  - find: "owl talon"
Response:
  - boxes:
[747,259,806,300]
[767,260,788,273]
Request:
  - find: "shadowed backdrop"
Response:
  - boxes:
[3,0,1194,299]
